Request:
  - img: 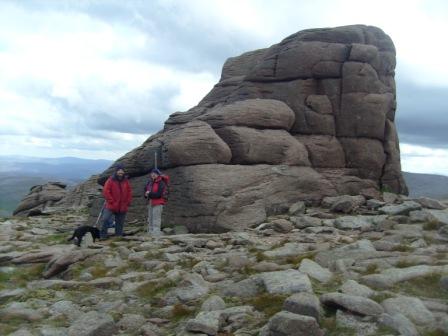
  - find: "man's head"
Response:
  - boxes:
[150,168,161,180]
[115,164,125,180]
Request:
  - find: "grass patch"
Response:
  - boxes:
[89,264,109,278]
[362,264,379,275]
[312,276,343,296]
[391,244,415,252]
[171,303,195,321]
[423,220,440,231]
[136,279,176,304]
[395,259,418,268]
[320,316,356,336]
[0,317,30,334]
[38,233,68,245]
[0,264,46,287]
[370,292,395,304]
[247,293,287,318]
[284,251,317,267]
[396,274,448,300]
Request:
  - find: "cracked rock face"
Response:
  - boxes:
[91,24,407,232]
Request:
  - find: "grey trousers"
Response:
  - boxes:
[147,204,163,236]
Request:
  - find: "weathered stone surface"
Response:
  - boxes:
[335,310,379,336]
[216,127,310,165]
[320,292,384,316]
[340,280,375,298]
[362,265,448,289]
[185,311,223,335]
[382,296,435,326]
[298,259,333,283]
[201,295,226,312]
[264,311,324,336]
[291,215,322,229]
[295,135,346,168]
[378,313,419,336]
[13,182,67,216]
[68,311,117,336]
[126,164,337,232]
[334,216,373,231]
[413,197,446,210]
[283,293,321,321]
[258,269,313,294]
[379,201,422,216]
[198,98,295,130]
[288,201,306,216]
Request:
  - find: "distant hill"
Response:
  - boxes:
[403,171,448,199]
[0,156,112,216]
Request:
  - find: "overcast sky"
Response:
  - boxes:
[1,0,447,175]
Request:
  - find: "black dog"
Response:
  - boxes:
[67,226,100,246]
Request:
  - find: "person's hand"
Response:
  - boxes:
[145,191,149,197]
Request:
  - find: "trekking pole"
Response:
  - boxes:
[94,201,105,228]
[154,150,157,170]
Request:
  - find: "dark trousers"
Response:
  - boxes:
[100,208,126,238]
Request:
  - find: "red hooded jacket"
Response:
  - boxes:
[145,176,167,206]
[103,175,132,213]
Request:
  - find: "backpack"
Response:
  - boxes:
[160,175,170,201]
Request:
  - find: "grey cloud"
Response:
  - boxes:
[396,79,448,148]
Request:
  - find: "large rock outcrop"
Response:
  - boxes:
[93,25,407,232]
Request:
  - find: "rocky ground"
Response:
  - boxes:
[1,193,448,336]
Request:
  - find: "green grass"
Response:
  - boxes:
[423,220,440,231]
[391,244,415,252]
[320,316,356,336]
[395,274,448,300]
[38,233,68,245]
[246,293,288,318]
[395,259,418,268]
[362,264,379,275]
[312,276,343,296]
[423,329,448,336]
[370,292,395,304]
[171,303,195,321]
[136,279,176,304]
[0,264,46,288]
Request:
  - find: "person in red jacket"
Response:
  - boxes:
[144,168,167,236]
[100,164,132,239]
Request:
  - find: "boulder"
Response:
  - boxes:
[13,182,67,216]
[378,313,419,336]
[61,24,408,232]
[379,201,422,216]
[340,280,374,298]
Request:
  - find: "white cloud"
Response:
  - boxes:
[401,143,448,176]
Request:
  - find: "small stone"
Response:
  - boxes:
[292,216,322,229]
[383,192,398,204]
[289,201,306,216]
[185,311,223,335]
[336,310,379,335]
[258,269,313,294]
[320,293,384,316]
[381,296,435,325]
[340,280,374,298]
[68,311,117,336]
[414,197,446,210]
[283,292,321,321]
[334,216,372,231]
[117,314,146,332]
[266,311,324,336]
[201,295,226,312]
[366,199,386,210]
[378,313,419,336]
[271,219,294,233]
[379,201,421,216]
[298,259,333,283]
